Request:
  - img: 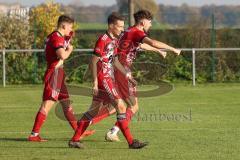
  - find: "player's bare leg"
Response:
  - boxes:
[69,98,147,149]
[106,96,138,142]
[60,99,95,139]
[28,100,55,142]
[114,99,147,149]
[68,100,102,148]
[91,103,116,124]
[29,99,95,142]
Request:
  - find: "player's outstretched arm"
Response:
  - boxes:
[139,43,167,58]
[56,44,73,60]
[142,37,181,55]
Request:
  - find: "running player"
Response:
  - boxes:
[105,10,181,141]
[28,15,94,142]
[68,12,148,149]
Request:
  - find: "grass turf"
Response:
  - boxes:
[0,83,239,160]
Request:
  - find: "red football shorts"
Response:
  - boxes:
[93,77,121,104]
[114,67,137,100]
[42,67,69,101]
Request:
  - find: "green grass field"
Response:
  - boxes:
[0,83,239,160]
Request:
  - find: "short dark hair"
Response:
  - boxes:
[107,12,125,25]
[57,15,74,28]
[134,10,153,24]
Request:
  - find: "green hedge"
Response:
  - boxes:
[2,29,240,84]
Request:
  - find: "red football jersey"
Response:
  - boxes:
[44,31,69,69]
[117,26,147,67]
[93,32,118,83]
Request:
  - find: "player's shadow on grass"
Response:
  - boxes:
[0,138,128,149]
[0,137,27,142]
[0,137,105,143]
[0,137,66,142]
[0,145,66,149]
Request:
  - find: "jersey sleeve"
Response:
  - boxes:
[93,37,104,57]
[134,30,147,43]
[51,36,65,51]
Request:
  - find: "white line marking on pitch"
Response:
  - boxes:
[0,128,239,134]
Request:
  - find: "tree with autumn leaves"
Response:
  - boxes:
[0,1,69,84]
[30,1,79,48]
[29,1,63,48]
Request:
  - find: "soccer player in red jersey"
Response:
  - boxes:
[68,12,148,149]
[28,15,94,142]
[105,10,181,141]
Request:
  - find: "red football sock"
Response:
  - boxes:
[71,119,91,142]
[114,108,134,128]
[71,112,92,142]
[91,107,110,125]
[62,105,77,130]
[32,111,46,134]
[117,114,133,145]
[114,121,120,128]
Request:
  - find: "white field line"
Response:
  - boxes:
[0,128,239,134]
[0,103,90,109]
[1,101,240,109]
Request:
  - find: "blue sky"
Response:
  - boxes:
[1,0,240,6]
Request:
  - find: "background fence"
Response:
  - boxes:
[1,48,240,87]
